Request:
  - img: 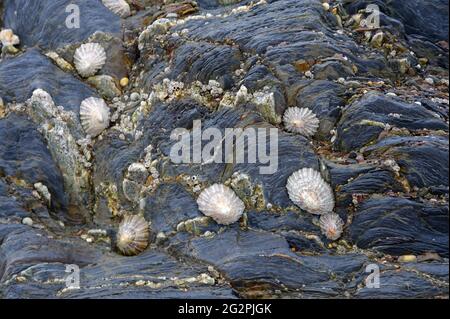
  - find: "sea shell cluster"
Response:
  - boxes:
[197,184,245,225]
[73,43,106,78]
[319,213,344,240]
[101,0,131,18]
[286,168,335,215]
[283,107,320,137]
[116,215,150,256]
[79,97,110,137]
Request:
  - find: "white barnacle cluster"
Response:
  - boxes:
[154,78,185,101]
[101,0,131,18]
[197,184,245,225]
[79,97,111,137]
[283,107,320,137]
[116,215,150,256]
[73,43,106,78]
[0,29,20,47]
[319,213,344,241]
[286,168,335,215]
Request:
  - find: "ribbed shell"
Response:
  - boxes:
[197,184,245,225]
[319,213,344,240]
[102,0,131,18]
[283,107,320,137]
[286,168,335,215]
[79,97,110,137]
[117,215,149,256]
[73,43,106,77]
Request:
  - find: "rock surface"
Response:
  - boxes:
[0,0,448,299]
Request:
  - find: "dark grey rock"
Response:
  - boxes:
[335,93,448,152]
[2,0,121,50]
[0,113,69,215]
[0,49,97,112]
[350,197,449,257]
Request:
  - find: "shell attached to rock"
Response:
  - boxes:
[117,215,150,256]
[0,29,20,47]
[286,168,335,215]
[283,107,320,137]
[319,213,344,240]
[197,184,245,225]
[79,97,110,137]
[102,0,131,18]
[73,43,106,78]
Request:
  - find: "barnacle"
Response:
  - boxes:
[283,107,320,137]
[79,97,110,137]
[197,184,245,225]
[286,168,335,214]
[73,43,106,78]
[101,0,131,18]
[117,215,150,256]
[319,213,344,240]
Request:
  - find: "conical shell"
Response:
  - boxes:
[283,107,320,137]
[319,213,344,240]
[79,97,110,137]
[102,0,131,18]
[117,215,150,256]
[286,168,335,215]
[73,43,106,78]
[197,184,245,225]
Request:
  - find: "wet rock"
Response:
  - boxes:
[2,0,121,49]
[143,183,202,233]
[0,113,69,216]
[355,269,447,298]
[295,80,345,139]
[0,49,97,111]
[350,197,449,257]
[335,93,448,152]
[363,136,449,188]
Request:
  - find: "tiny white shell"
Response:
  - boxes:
[197,184,245,225]
[319,213,344,240]
[73,43,106,78]
[102,0,131,18]
[117,215,150,256]
[79,97,110,137]
[283,107,320,137]
[286,168,335,215]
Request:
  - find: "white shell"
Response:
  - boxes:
[79,97,110,137]
[117,215,150,256]
[197,184,245,225]
[319,213,344,240]
[0,29,20,46]
[283,107,320,137]
[102,0,131,18]
[73,43,106,78]
[286,168,335,215]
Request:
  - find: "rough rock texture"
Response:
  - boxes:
[0,0,448,299]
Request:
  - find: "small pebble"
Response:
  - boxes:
[120,77,129,87]
[425,77,434,85]
[398,255,417,263]
[22,217,33,226]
